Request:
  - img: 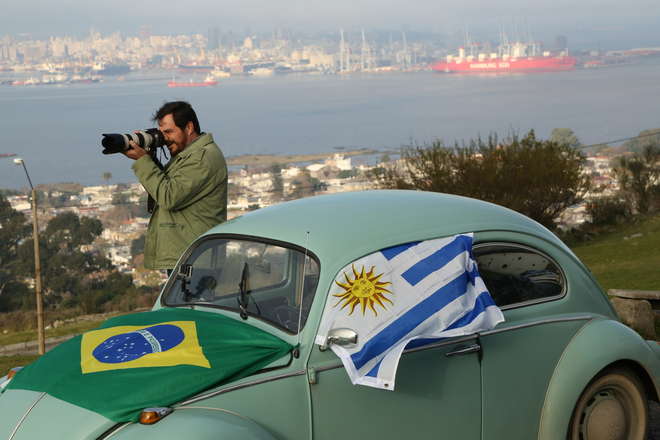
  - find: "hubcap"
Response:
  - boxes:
[581,390,627,440]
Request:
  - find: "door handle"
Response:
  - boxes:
[445,343,481,357]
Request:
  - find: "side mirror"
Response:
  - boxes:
[319,328,358,351]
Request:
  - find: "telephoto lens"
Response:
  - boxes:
[101,129,165,155]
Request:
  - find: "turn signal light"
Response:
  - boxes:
[139,407,173,425]
[6,367,22,380]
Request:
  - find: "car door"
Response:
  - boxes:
[308,336,482,440]
[473,241,590,440]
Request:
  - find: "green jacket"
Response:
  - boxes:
[132,133,227,270]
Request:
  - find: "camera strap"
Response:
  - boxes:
[147,147,167,214]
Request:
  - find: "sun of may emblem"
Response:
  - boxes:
[334,265,392,316]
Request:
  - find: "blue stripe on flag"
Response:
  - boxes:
[405,337,443,350]
[401,291,494,351]
[401,235,473,286]
[380,241,420,261]
[350,269,471,370]
[366,360,382,378]
[445,291,495,331]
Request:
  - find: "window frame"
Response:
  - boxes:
[472,241,567,310]
[160,233,321,334]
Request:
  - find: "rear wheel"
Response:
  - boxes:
[568,368,648,440]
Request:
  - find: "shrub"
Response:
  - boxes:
[586,196,632,226]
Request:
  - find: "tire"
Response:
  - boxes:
[568,368,648,440]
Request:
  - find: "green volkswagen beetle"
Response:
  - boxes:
[1,190,658,440]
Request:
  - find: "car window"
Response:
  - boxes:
[473,243,565,308]
[163,237,320,333]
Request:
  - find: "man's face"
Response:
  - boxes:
[158,114,192,156]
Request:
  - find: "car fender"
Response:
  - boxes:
[538,317,660,440]
[107,407,277,440]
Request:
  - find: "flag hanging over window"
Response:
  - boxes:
[9,308,293,422]
[315,233,504,390]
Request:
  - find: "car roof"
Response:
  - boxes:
[205,190,567,268]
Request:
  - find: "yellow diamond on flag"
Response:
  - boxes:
[80,320,210,374]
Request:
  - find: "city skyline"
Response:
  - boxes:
[2,0,660,48]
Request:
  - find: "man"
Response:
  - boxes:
[123,101,227,272]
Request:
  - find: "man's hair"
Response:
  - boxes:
[153,101,201,134]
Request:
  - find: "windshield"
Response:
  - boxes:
[163,237,320,333]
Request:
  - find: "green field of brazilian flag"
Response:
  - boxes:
[8,308,293,422]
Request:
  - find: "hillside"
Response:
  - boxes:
[569,214,660,291]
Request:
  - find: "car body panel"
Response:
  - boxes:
[0,390,45,440]
[1,390,113,440]
[309,336,481,440]
[479,314,590,440]
[539,318,660,440]
[106,407,278,440]
[173,371,312,440]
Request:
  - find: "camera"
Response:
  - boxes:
[101,128,165,155]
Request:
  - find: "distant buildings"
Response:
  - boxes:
[5,152,626,276]
[0,29,430,81]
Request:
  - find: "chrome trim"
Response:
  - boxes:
[97,423,131,439]
[8,392,47,440]
[176,406,253,421]
[446,343,481,357]
[402,334,478,355]
[319,328,358,351]
[312,316,593,374]
[314,334,481,373]
[479,315,593,337]
[177,369,307,406]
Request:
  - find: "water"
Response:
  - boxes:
[1,62,660,189]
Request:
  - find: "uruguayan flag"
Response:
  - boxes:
[315,233,504,390]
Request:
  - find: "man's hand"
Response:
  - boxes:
[122,141,148,160]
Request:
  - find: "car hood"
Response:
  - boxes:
[0,389,115,440]
[4,309,293,424]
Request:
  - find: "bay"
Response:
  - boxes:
[1,62,659,189]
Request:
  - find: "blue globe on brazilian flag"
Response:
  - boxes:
[8,308,293,422]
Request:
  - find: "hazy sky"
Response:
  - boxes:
[3,0,660,48]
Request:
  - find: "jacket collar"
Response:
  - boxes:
[171,133,214,161]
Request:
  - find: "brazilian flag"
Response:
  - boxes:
[8,308,293,422]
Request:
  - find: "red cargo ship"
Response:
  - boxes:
[432,41,576,74]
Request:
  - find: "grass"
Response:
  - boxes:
[0,317,116,347]
[569,215,660,291]
[0,355,39,377]
[0,315,128,374]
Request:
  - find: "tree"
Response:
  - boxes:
[379,130,591,229]
[270,163,284,199]
[623,128,660,154]
[102,172,112,185]
[338,169,357,179]
[614,144,660,214]
[16,212,112,307]
[288,170,323,200]
[550,128,580,148]
[0,194,31,310]
[131,234,146,258]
